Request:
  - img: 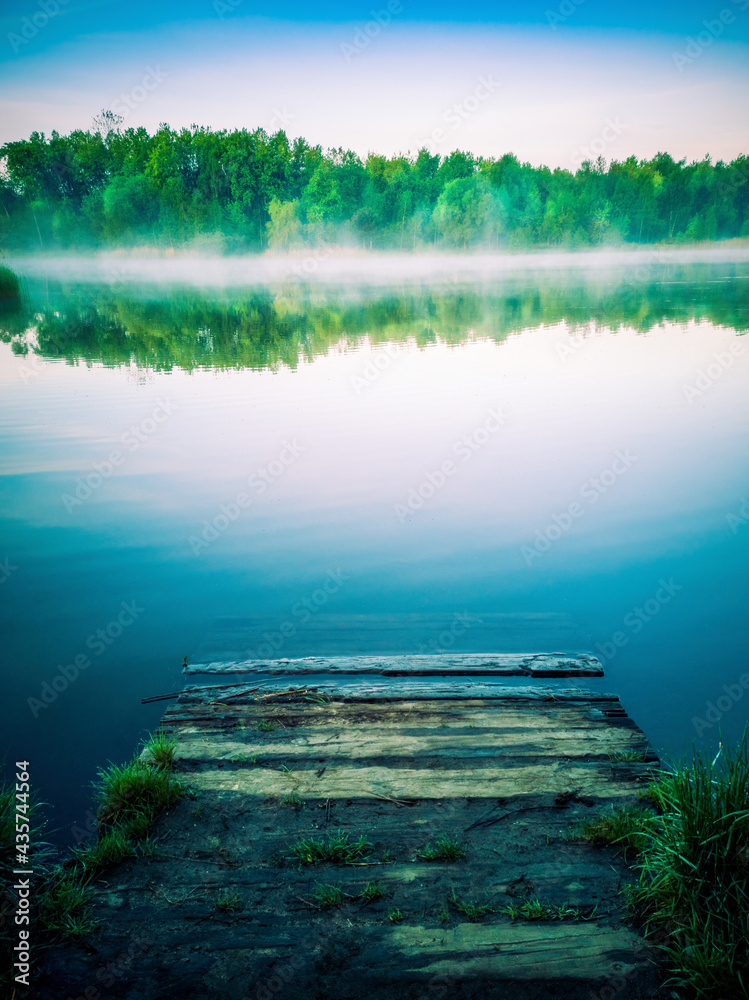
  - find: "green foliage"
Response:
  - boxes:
[309,883,346,909]
[387,907,404,923]
[266,197,303,250]
[447,888,494,922]
[214,890,241,912]
[38,870,97,937]
[432,175,495,246]
[75,829,133,872]
[281,792,303,807]
[95,756,182,828]
[1,126,747,251]
[143,730,177,770]
[500,897,581,921]
[627,738,749,999]
[415,834,466,862]
[579,805,658,852]
[361,881,386,902]
[0,266,21,307]
[288,831,373,865]
[3,269,746,379]
[608,750,649,763]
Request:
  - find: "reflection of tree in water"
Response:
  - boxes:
[1,264,747,371]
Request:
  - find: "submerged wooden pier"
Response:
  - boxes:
[41,624,666,1000]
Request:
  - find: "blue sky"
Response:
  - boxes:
[1,0,748,165]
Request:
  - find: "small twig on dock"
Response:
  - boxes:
[465,792,585,832]
[254,687,308,701]
[148,885,206,906]
[295,894,322,910]
[370,792,415,807]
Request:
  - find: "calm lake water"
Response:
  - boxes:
[1,249,748,847]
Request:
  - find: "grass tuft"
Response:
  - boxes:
[281,792,303,807]
[214,890,241,912]
[310,883,346,909]
[500,897,581,922]
[625,737,749,999]
[447,888,493,922]
[608,750,648,763]
[360,880,386,902]
[143,730,177,770]
[288,831,373,865]
[95,756,182,829]
[39,870,97,937]
[75,830,133,872]
[387,907,404,923]
[415,834,466,862]
[579,805,658,852]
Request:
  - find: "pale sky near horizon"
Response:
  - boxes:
[0,0,748,167]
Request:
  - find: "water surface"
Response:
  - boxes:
[1,251,748,845]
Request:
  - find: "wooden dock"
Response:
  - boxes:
[40,639,666,1000]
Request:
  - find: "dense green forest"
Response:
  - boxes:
[1,118,748,252]
[2,265,746,372]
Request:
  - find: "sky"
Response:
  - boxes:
[0,0,748,166]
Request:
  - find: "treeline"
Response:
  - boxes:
[1,119,748,251]
[2,267,747,371]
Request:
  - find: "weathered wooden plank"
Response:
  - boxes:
[177,681,615,702]
[184,761,643,801]
[184,652,603,677]
[40,687,661,1000]
[169,726,653,762]
[352,922,652,982]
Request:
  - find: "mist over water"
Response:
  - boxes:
[9,247,749,288]
[1,252,748,845]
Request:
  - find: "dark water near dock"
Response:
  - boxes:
[1,250,748,846]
